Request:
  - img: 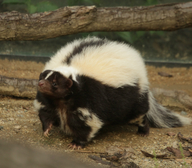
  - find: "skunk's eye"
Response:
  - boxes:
[52,82,57,87]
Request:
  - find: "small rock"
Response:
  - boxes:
[130,155,137,159]
[0,126,4,130]
[181,111,187,115]
[106,146,122,155]
[14,125,21,130]
[9,118,14,121]
[17,114,24,117]
[172,141,178,148]
[0,120,4,124]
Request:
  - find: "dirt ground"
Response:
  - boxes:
[0,59,192,168]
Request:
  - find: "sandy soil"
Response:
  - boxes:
[0,59,192,168]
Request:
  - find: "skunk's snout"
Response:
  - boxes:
[38,80,44,87]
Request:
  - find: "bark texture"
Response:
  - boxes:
[0,2,192,41]
[0,75,38,98]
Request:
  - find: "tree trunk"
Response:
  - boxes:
[0,2,192,41]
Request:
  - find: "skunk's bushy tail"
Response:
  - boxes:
[146,91,192,128]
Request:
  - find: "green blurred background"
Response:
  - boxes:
[0,0,192,64]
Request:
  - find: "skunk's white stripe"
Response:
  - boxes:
[78,108,103,141]
[43,40,80,70]
[33,99,45,111]
[45,71,53,80]
[44,66,78,83]
[71,42,148,92]
[43,37,149,93]
[45,37,149,93]
[53,66,78,82]
[43,36,102,70]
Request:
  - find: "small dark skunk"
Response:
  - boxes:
[34,37,191,149]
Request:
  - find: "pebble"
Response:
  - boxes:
[17,114,24,117]
[131,155,137,159]
[0,120,4,124]
[14,125,21,130]
[0,126,4,130]
[8,118,14,121]
[181,111,187,115]
[172,141,178,148]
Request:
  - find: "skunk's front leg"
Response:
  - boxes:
[67,108,103,149]
[43,123,52,137]
[38,108,60,137]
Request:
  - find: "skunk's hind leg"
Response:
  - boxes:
[129,114,150,136]
[67,108,103,149]
[137,115,150,136]
[129,92,150,136]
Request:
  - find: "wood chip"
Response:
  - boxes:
[177,132,192,143]
[141,150,168,159]
[166,147,191,159]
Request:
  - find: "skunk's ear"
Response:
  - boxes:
[66,78,73,88]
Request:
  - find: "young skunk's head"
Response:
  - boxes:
[38,70,73,99]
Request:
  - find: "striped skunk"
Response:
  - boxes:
[34,37,191,149]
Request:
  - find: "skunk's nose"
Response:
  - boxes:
[38,80,44,87]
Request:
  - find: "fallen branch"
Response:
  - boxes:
[0,75,38,98]
[1,2,192,40]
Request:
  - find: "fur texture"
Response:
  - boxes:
[34,37,192,148]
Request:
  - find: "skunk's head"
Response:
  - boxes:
[38,70,73,99]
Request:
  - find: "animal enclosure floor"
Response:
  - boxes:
[0,63,192,168]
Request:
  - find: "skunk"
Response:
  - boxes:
[34,37,191,149]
